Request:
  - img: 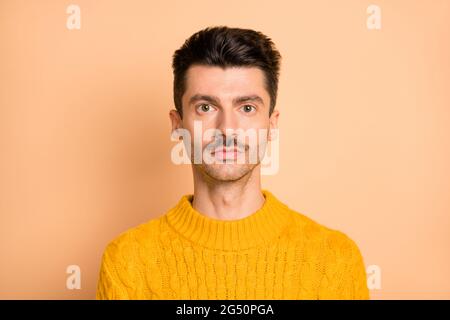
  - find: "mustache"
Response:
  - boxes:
[205,135,248,152]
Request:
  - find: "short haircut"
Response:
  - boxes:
[172,26,282,118]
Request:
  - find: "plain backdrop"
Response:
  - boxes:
[0,0,449,299]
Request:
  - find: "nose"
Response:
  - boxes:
[216,108,239,135]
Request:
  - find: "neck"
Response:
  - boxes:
[191,165,265,221]
[165,188,292,251]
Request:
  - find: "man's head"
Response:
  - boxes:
[170,26,282,182]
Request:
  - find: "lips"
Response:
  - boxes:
[212,147,242,154]
[211,147,244,161]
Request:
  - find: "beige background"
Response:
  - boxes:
[1,0,449,299]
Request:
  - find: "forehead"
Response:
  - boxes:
[183,65,269,103]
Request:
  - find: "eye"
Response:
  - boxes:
[241,104,256,113]
[197,103,215,113]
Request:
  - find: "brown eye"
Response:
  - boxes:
[242,105,256,113]
[198,104,213,113]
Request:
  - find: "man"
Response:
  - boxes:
[96,26,369,300]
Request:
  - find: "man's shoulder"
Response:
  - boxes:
[286,207,361,254]
[285,207,369,299]
[101,216,164,260]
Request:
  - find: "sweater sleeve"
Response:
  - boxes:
[343,237,370,300]
[96,248,130,300]
[319,232,370,300]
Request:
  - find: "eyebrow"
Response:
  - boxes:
[188,94,265,106]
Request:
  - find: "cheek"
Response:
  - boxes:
[182,122,218,149]
[239,115,271,132]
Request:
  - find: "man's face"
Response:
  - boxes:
[171,65,279,182]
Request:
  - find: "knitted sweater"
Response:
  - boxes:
[96,190,369,299]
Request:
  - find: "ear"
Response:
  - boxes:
[268,109,280,141]
[169,109,183,137]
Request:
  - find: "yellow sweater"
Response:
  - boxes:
[96,190,369,300]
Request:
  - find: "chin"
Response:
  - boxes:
[201,163,256,182]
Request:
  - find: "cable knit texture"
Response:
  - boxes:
[96,190,369,300]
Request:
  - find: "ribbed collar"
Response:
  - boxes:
[165,189,292,251]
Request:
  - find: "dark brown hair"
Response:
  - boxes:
[172,26,282,118]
